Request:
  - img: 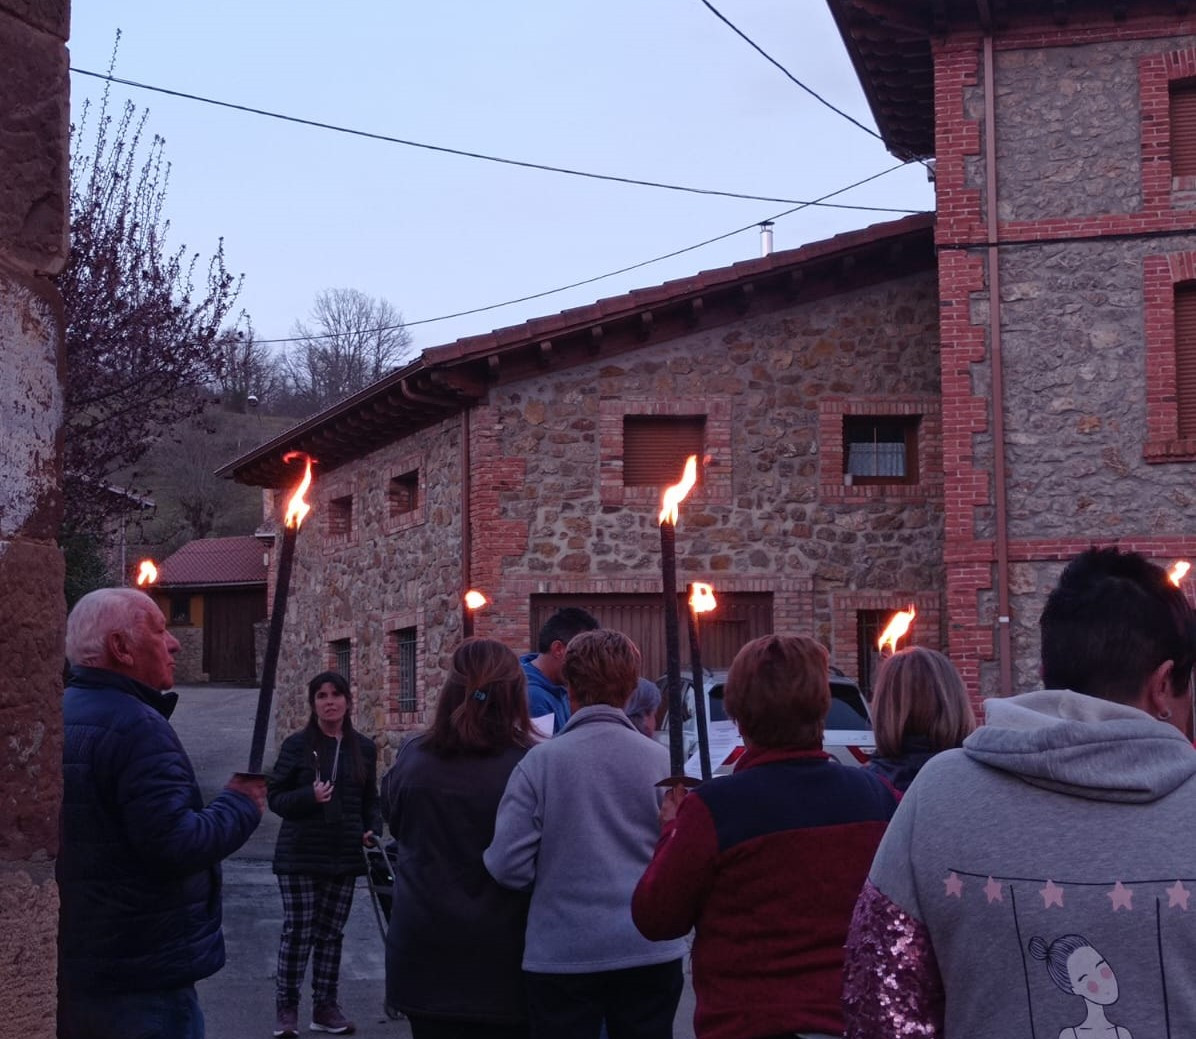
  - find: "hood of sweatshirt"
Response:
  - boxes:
[963,688,1196,803]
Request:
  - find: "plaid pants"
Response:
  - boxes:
[276,873,357,1008]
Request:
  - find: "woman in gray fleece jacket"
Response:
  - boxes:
[485,629,687,1039]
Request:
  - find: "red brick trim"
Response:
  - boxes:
[382,452,427,535]
[468,407,530,616]
[1144,251,1196,460]
[932,38,986,247]
[818,397,942,501]
[829,591,943,684]
[598,398,733,509]
[319,473,358,553]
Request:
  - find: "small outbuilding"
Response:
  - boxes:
[152,535,268,683]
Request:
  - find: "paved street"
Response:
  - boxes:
[170,684,696,1039]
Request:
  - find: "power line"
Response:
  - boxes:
[250,161,918,345]
[70,67,919,214]
[693,0,884,143]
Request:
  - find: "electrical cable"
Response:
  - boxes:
[693,0,883,142]
[70,67,919,214]
[249,160,919,345]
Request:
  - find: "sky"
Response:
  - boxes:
[66,1,934,358]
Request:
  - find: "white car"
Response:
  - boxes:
[654,668,875,777]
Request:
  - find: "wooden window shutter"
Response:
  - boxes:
[1176,283,1196,438]
[1171,82,1196,177]
[623,415,705,486]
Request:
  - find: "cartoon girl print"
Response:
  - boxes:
[1028,934,1132,1039]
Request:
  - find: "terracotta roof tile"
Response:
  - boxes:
[158,536,268,587]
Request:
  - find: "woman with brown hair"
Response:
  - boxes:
[865,646,976,794]
[381,637,538,1039]
[632,634,898,1039]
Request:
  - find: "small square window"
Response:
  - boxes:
[388,627,418,711]
[330,638,352,686]
[623,415,705,487]
[843,416,920,485]
[389,470,419,517]
[169,594,192,626]
[328,495,353,538]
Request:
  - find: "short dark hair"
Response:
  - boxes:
[536,607,600,653]
[723,634,830,749]
[1040,547,1196,703]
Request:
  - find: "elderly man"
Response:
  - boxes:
[57,587,266,1039]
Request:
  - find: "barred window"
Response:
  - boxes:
[330,638,352,686]
[389,627,418,712]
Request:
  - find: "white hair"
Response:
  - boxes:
[65,588,156,667]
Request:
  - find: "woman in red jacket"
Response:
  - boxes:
[632,635,898,1039]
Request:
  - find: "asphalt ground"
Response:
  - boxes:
[170,684,697,1039]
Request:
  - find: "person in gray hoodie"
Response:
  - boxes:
[485,629,687,1039]
[843,547,1196,1039]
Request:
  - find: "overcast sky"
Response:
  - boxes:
[67,1,933,356]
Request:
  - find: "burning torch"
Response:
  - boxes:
[687,581,717,781]
[659,455,698,778]
[463,589,488,638]
[135,559,159,587]
[247,452,314,774]
[877,605,917,658]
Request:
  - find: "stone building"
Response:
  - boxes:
[226,1,1196,752]
[0,1,69,1035]
[829,0,1196,693]
[223,216,945,749]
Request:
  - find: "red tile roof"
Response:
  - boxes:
[157,536,267,587]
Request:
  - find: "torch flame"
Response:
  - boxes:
[282,452,314,530]
[877,605,917,654]
[135,559,158,586]
[464,590,488,610]
[658,455,699,526]
[1170,561,1191,586]
[689,582,717,615]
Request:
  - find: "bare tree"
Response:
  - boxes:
[214,320,283,413]
[281,288,414,413]
[59,76,242,544]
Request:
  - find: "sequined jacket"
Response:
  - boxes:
[632,745,897,1039]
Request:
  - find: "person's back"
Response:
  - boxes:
[844,548,1196,1038]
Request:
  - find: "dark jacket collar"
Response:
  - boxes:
[67,665,179,720]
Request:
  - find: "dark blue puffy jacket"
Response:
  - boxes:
[57,667,261,992]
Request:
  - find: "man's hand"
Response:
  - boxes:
[363,830,375,847]
[226,773,266,815]
[313,779,335,804]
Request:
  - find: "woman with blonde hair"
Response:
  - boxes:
[382,637,538,1039]
[866,646,976,793]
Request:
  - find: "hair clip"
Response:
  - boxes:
[472,689,488,702]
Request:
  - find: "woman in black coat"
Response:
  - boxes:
[381,637,538,1039]
[267,670,383,1037]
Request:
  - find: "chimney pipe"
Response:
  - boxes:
[759,221,774,257]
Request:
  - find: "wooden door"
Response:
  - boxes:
[203,588,268,682]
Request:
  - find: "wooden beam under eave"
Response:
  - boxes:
[428,367,487,399]
[638,311,654,340]
[537,340,553,368]
[588,325,604,353]
[737,283,755,314]
[687,297,705,327]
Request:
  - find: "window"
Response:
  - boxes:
[843,415,920,485]
[1172,80,1196,178]
[330,638,352,686]
[328,495,353,539]
[388,627,418,711]
[856,610,887,697]
[1177,282,1196,437]
[622,415,705,487]
[169,594,192,626]
[388,470,419,517]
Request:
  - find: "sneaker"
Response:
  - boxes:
[273,1005,298,1038]
[310,1003,355,1035]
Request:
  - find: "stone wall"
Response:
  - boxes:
[0,1,70,1034]
[269,270,945,761]
[170,625,206,684]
